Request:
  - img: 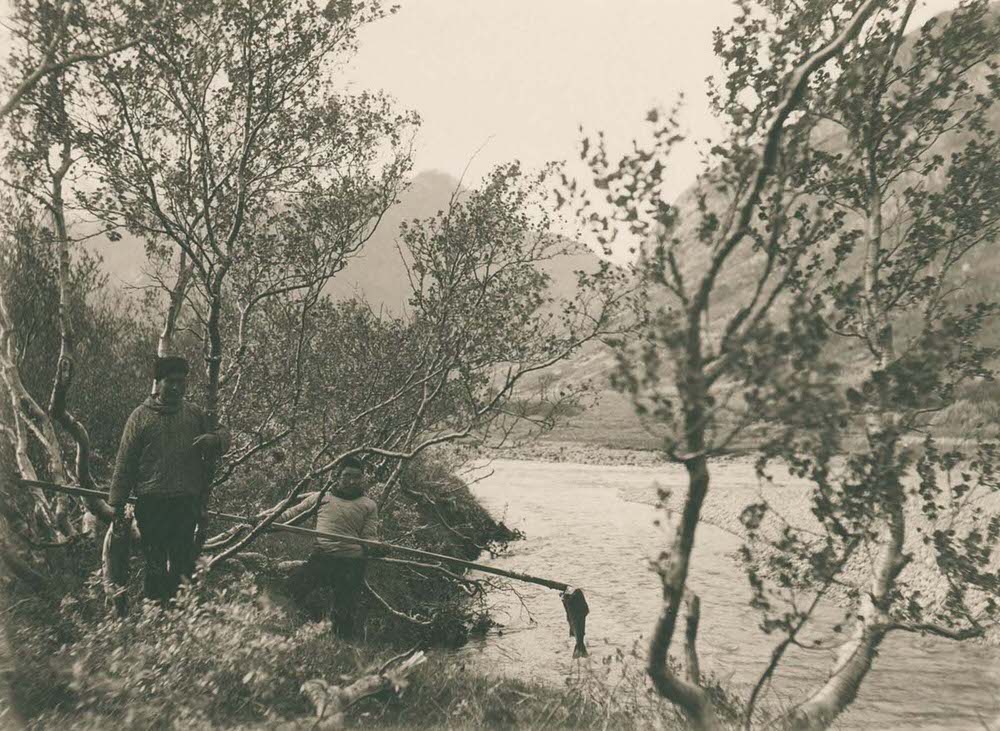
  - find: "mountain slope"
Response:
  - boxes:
[543,3,1000,448]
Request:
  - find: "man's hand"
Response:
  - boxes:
[194,496,210,551]
[193,433,222,457]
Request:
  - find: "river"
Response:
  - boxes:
[461,459,1000,731]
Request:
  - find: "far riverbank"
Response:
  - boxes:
[482,440,697,467]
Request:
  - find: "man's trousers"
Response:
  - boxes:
[134,495,200,604]
[289,551,366,639]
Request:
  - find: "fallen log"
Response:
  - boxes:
[298,650,427,729]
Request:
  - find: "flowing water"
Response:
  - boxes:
[461,459,1000,730]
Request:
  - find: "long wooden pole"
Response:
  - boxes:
[15,478,572,592]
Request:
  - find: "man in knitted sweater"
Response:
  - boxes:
[109,356,229,604]
[289,455,378,639]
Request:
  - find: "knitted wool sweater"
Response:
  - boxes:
[314,483,379,558]
[108,396,229,507]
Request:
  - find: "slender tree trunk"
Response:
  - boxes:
[0,311,66,534]
[43,133,112,527]
[157,254,192,358]
[790,176,907,730]
[647,366,721,730]
[787,502,904,729]
[46,139,79,535]
[205,287,223,426]
[0,456,28,730]
[197,284,225,547]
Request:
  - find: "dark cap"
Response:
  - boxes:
[153,356,190,380]
[340,454,364,471]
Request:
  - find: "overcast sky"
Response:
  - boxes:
[342,0,965,199]
[0,0,968,198]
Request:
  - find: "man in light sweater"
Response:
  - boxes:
[289,455,378,639]
[108,355,229,604]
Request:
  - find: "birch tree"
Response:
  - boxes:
[0,0,127,544]
[0,0,165,122]
[80,0,414,416]
[570,1,884,728]
[736,2,1000,728]
[574,0,999,727]
[71,0,415,539]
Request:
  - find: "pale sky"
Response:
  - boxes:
[0,0,968,199]
[0,0,969,258]
[342,0,966,198]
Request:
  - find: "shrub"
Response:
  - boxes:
[32,576,355,729]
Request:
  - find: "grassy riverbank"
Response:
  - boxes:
[5,574,690,730]
[0,453,694,730]
[528,384,1000,455]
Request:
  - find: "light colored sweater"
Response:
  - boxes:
[315,490,378,558]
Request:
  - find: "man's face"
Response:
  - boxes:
[157,373,187,406]
[340,466,363,492]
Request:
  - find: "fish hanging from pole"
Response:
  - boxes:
[561,586,589,657]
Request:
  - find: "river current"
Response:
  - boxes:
[461,459,999,731]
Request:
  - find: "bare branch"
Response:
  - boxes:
[364,579,435,626]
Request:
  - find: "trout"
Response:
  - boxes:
[561,586,589,657]
[102,516,132,617]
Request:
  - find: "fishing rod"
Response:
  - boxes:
[17,477,591,656]
[14,478,573,592]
